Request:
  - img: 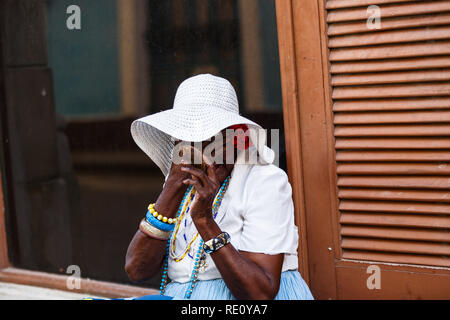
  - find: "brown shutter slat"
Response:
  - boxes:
[338,176,450,189]
[328,13,450,36]
[327,2,450,23]
[333,98,450,111]
[342,238,450,255]
[328,0,450,268]
[332,70,450,86]
[337,163,450,175]
[331,57,450,74]
[336,150,450,162]
[326,0,414,10]
[340,213,450,228]
[342,251,450,268]
[330,41,450,61]
[338,188,450,202]
[334,110,450,124]
[340,200,450,215]
[335,124,450,137]
[341,226,450,242]
[329,26,450,48]
[333,83,450,99]
[335,137,450,149]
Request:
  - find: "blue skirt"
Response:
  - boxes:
[87,270,313,300]
[163,269,314,300]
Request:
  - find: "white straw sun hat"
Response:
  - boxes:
[130,73,275,177]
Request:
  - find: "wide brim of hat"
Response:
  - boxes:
[131,107,275,177]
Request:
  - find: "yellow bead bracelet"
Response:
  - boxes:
[148,203,177,224]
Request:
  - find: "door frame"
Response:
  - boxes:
[276,0,339,298]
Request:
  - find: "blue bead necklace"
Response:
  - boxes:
[159,176,231,298]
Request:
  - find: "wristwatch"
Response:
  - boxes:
[203,232,231,254]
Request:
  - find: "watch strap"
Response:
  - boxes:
[203,231,230,254]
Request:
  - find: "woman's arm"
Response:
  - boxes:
[124,165,189,283]
[181,164,284,300]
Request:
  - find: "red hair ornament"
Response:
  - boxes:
[228,124,252,151]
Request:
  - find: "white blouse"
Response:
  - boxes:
[165,147,299,283]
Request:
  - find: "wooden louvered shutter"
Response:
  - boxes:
[276,0,450,299]
[328,0,450,269]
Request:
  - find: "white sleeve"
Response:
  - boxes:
[237,164,299,255]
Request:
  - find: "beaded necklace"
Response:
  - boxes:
[169,187,197,262]
[159,175,231,298]
[169,178,229,262]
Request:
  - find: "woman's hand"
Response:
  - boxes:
[163,156,192,192]
[149,160,192,222]
[180,156,230,224]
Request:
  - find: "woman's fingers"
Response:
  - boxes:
[204,161,219,185]
[181,165,209,187]
[182,177,201,190]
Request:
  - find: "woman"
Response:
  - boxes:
[125,74,314,300]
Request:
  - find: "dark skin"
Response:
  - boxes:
[125,132,284,300]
